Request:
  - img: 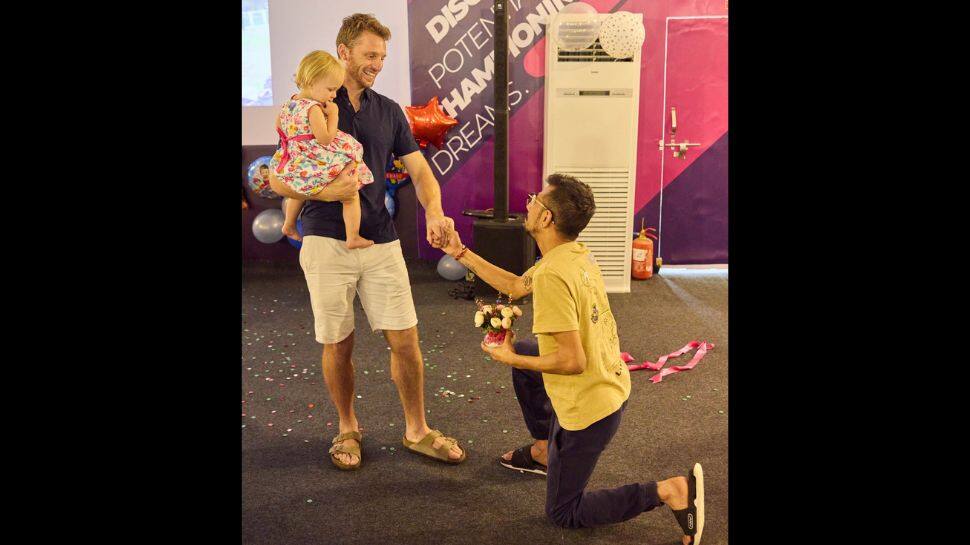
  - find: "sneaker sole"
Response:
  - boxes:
[693,462,705,545]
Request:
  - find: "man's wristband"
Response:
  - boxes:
[454,245,469,260]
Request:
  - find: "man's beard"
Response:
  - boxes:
[524,216,539,239]
[348,63,373,88]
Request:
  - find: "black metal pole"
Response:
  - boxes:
[493,0,509,222]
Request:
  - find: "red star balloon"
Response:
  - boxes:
[404,96,458,150]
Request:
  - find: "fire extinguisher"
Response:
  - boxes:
[632,220,657,280]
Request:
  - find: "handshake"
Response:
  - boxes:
[427,215,464,257]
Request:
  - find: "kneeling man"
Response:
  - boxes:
[437,174,705,544]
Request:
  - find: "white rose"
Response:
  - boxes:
[501,307,514,318]
[474,312,484,327]
[490,317,502,328]
[501,317,512,329]
[512,306,523,317]
[482,305,493,314]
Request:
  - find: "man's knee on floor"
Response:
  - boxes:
[546,504,582,529]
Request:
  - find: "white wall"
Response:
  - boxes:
[242,0,413,145]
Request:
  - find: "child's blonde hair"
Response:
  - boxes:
[294,50,345,89]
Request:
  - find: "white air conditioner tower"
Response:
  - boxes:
[543,11,643,293]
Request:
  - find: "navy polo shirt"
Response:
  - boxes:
[300,86,420,243]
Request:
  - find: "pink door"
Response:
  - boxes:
[657,16,728,264]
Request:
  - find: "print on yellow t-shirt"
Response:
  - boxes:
[527,241,631,431]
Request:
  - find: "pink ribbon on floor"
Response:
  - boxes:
[623,341,715,383]
[275,128,316,173]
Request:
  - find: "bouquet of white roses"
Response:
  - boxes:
[474,298,523,347]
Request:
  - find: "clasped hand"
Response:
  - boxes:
[427,215,456,250]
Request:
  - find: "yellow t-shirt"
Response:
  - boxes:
[524,241,631,431]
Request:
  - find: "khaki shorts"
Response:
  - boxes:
[299,236,418,344]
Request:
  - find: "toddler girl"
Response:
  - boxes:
[270,50,375,249]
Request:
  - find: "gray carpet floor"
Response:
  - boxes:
[242,258,728,545]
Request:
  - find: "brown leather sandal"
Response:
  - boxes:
[329,431,362,471]
[402,429,466,464]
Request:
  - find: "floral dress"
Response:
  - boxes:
[269,96,374,196]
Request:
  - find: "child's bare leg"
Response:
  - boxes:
[342,193,373,250]
[282,197,304,241]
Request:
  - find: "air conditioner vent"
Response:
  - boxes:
[557,39,634,63]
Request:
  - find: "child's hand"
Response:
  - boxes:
[282,221,302,242]
[322,101,339,119]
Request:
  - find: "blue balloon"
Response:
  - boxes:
[247,156,273,181]
[385,193,396,219]
[247,155,280,199]
[252,208,285,243]
[437,255,468,281]
[287,219,304,249]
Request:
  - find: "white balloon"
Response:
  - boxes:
[561,2,596,14]
[252,209,286,244]
[598,11,645,59]
[556,3,600,52]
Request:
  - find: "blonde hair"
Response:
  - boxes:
[336,13,391,49]
[294,50,346,90]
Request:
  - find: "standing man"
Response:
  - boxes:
[436,174,705,544]
[269,14,464,470]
